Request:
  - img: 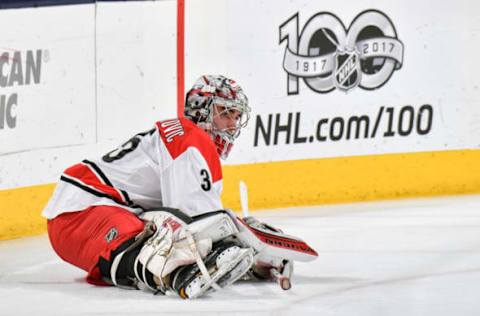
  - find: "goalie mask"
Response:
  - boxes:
[185,75,251,159]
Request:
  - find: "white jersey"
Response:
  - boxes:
[42,117,223,219]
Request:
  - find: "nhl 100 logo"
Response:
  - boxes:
[279,10,404,94]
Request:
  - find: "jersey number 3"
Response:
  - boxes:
[200,169,211,191]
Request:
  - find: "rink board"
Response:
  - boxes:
[2,149,480,240]
[1,0,480,240]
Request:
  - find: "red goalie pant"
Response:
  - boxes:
[47,205,145,285]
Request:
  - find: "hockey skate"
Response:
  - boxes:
[170,240,254,299]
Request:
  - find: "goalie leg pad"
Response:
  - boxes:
[104,219,213,293]
[102,221,158,290]
[184,211,240,243]
[105,209,253,297]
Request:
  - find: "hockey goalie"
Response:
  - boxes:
[42,75,318,299]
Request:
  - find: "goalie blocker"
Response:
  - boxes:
[99,208,318,298]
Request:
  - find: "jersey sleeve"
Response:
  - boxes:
[156,117,223,216]
[159,146,223,216]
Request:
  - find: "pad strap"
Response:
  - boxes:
[108,222,156,289]
[185,229,221,292]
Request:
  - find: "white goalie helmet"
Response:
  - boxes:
[185,75,251,159]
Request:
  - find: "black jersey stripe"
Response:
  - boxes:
[61,175,145,211]
[137,127,157,137]
[60,175,121,202]
[82,159,113,186]
[120,189,133,206]
[81,160,130,205]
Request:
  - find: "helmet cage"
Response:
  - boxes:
[185,75,251,159]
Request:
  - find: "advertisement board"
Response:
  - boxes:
[0,1,178,190]
[186,0,480,165]
[0,5,96,156]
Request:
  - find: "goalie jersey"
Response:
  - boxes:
[42,117,223,219]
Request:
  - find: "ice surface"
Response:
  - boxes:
[2,195,480,315]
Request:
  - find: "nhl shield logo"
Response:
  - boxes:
[105,227,118,243]
[334,50,361,91]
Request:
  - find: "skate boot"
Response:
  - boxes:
[171,240,254,299]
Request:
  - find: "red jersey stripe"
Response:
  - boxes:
[63,163,126,204]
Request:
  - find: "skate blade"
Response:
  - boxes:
[186,248,254,299]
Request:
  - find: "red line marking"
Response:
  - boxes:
[177,0,185,118]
